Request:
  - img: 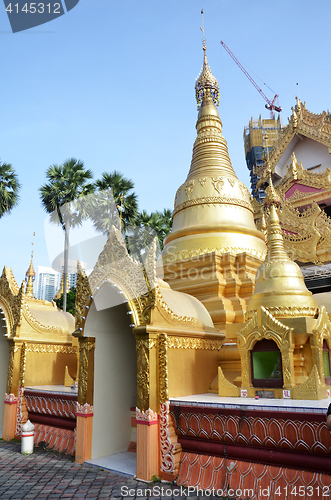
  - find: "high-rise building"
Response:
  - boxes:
[36,261,86,301]
[36,266,61,301]
[244,114,282,201]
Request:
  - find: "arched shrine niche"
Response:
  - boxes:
[251,338,283,388]
[84,283,136,460]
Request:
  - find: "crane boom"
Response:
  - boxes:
[220,41,282,115]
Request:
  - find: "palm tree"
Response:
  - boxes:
[39,158,94,312]
[127,208,172,257]
[91,171,138,234]
[0,162,21,218]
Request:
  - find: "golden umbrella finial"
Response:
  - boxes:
[195,10,219,109]
[264,175,282,210]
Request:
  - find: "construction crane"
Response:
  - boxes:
[220,41,282,118]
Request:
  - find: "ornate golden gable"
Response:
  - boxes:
[256,99,331,187]
[253,153,331,263]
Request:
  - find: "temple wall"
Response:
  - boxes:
[24,350,77,387]
[279,137,331,177]
[313,292,331,314]
[85,298,136,460]
[167,346,219,397]
[0,332,9,427]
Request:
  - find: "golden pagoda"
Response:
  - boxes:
[218,178,331,400]
[163,39,266,329]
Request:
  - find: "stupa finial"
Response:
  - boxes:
[264,174,282,210]
[195,10,219,109]
[25,232,36,299]
[263,176,288,261]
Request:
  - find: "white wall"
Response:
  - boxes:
[280,137,331,177]
[85,285,137,460]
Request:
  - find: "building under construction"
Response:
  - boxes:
[244,114,282,200]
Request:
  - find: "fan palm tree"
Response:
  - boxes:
[91,171,138,234]
[39,158,94,312]
[127,208,172,256]
[0,162,21,218]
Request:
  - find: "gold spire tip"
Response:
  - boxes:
[195,11,220,109]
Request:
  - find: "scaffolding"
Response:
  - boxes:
[244,115,282,201]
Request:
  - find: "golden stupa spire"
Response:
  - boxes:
[25,232,36,299]
[263,177,289,262]
[162,22,266,265]
[246,177,318,318]
[55,272,70,300]
[195,10,219,109]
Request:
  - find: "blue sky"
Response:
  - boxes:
[0,0,330,285]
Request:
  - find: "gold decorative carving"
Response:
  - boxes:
[277,153,331,199]
[0,268,24,334]
[211,177,224,194]
[166,336,223,350]
[238,307,295,390]
[292,365,327,400]
[227,178,236,188]
[239,182,250,198]
[256,100,331,186]
[19,343,26,388]
[6,342,18,394]
[247,306,318,320]
[158,333,168,404]
[163,246,265,265]
[136,338,154,412]
[173,195,253,217]
[78,340,94,403]
[155,284,197,326]
[24,343,77,354]
[22,301,68,336]
[75,226,157,331]
[218,366,240,397]
[75,262,92,334]
[311,307,331,380]
[185,180,195,199]
[312,307,331,348]
[198,177,207,187]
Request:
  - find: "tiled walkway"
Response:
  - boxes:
[0,441,228,500]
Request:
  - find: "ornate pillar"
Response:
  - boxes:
[136,408,159,480]
[136,333,159,481]
[3,341,22,441]
[281,346,296,391]
[75,337,95,464]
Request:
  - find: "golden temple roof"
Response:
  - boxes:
[256,98,331,188]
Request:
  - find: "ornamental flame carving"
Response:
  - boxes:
[254,153,331,264]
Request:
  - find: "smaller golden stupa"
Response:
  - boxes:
[246,178,319,318]
[218,178,331,400]
[25,232,36,299]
